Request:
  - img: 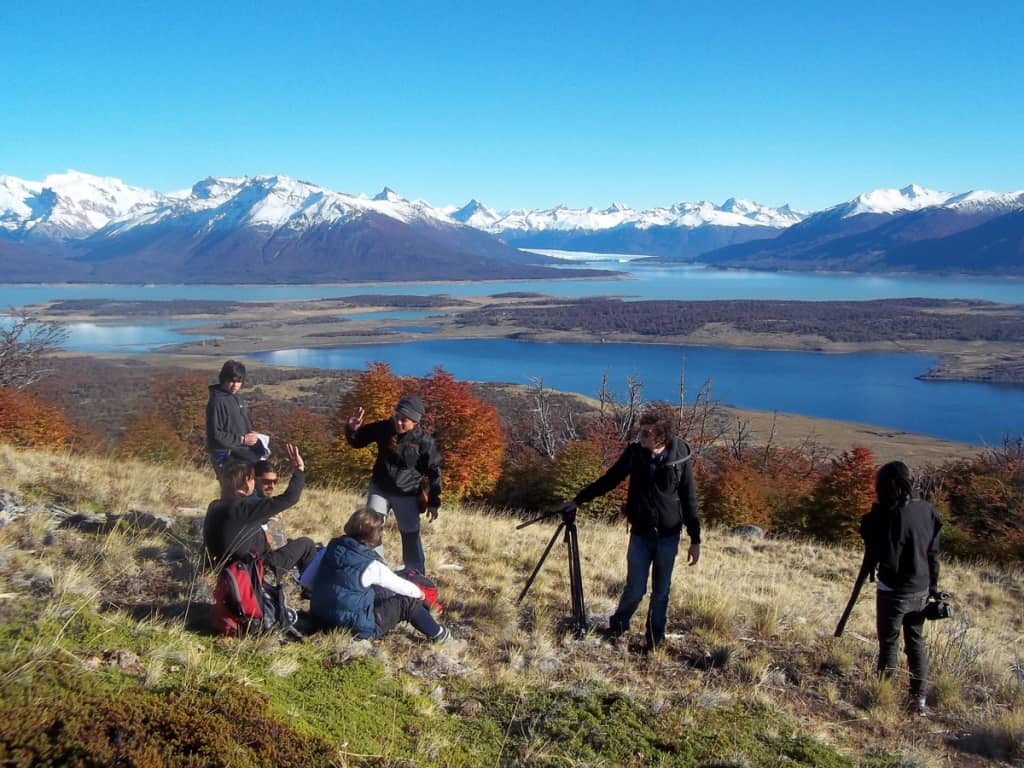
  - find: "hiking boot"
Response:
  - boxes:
[430,626,451,644]
[595,625,624,644]
[642,637,665,655]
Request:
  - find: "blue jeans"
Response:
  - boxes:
[609,531,680,646]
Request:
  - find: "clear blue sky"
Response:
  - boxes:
[3,0,1022,211]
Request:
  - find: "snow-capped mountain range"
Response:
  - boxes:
[451,196,805,233]
[1,171,1022,280]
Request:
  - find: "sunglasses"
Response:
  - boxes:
[259,477,279,486]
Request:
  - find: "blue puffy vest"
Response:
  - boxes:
[309,536,381,638]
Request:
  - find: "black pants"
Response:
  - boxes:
[876,589,929,696]
[372,586,441,638]
[263,537,318,576]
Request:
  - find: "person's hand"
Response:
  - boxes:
[348,407,365,431]
[283,443,305,472]
[242,431,259,446]
[558,500,578,515]
[426,506,439,522]
[687,542,701,566]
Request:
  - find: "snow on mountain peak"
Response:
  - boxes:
[374,186,402,202]
[451,199,500,227]
[844,184,954,217]
[1,169,163,237]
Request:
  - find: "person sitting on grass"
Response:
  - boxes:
[310,506,450,643]
[252,459,286,548]
[203,443,317,578]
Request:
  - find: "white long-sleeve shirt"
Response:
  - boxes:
[360,560,424,599]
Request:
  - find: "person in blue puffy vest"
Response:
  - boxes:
[310,507,450,642]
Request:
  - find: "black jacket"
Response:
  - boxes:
[346,419,443,507]
[205,384,253,452]
[203,470,304,566]
[575,438,700,542]
[860,498,941,595]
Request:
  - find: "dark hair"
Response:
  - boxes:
[875,461,913,511]
[344,507,384,547]
[639,411,672,443]
[218,360,247,385]
[254,460,276,477]
[219,459,254,495]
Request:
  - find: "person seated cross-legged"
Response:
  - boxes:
[310,507,450,643]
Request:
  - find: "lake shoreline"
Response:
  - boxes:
[48,350,983,466]
[33,293,1024,387]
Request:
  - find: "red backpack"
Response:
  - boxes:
[210,553,266,636]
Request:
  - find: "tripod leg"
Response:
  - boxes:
[517,522,566,603]
[565,523,588,634]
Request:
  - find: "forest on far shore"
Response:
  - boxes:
[455,297,1024,343]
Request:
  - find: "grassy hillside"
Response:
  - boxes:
[1,445,1021,767]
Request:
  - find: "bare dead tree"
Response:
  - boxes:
[760,411,779,470]
[595,370,645,443]
[731,416,753,458]
[527,376,560,459]
[0,309,69,390]
[621,374,644,441]
[677,353,687,428]
[691,378,718,448]
[796,431,830,477]
[562,408,580,443]
[597,371,613,417]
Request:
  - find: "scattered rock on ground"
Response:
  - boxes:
[732,524,766,539]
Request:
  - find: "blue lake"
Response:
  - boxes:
[252,339,1023,446]
[4,263,1022,444]
[3,262,1023,305]
[343,310,441,321]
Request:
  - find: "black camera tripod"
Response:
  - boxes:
[516,506,589,636]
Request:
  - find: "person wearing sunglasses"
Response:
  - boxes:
[345,394,443,575]
[558,411,700,652]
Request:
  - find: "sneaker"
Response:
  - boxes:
[430,626,451,644]
[907,695,927,716]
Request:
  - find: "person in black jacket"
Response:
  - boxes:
[203,443,317,577]
[205,359,264,469]
[345,394,442,574]
[559,412,700,652]
[860,460,942,715]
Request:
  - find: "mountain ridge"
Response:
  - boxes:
[3,171,1023,277]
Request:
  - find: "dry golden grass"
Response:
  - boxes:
[1,442,1022,766]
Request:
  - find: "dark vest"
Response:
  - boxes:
[310,536,381,638]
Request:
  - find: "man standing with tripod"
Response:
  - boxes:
[559,412,700,652]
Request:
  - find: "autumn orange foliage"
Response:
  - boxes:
[250,401,332,485]
[801,445,876,543]
[0,387,77,450]
[421,367,506,500]
[699,455,774,529]
[115,372,209,465]
[323,362,404,488]
[117,410,190,464]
